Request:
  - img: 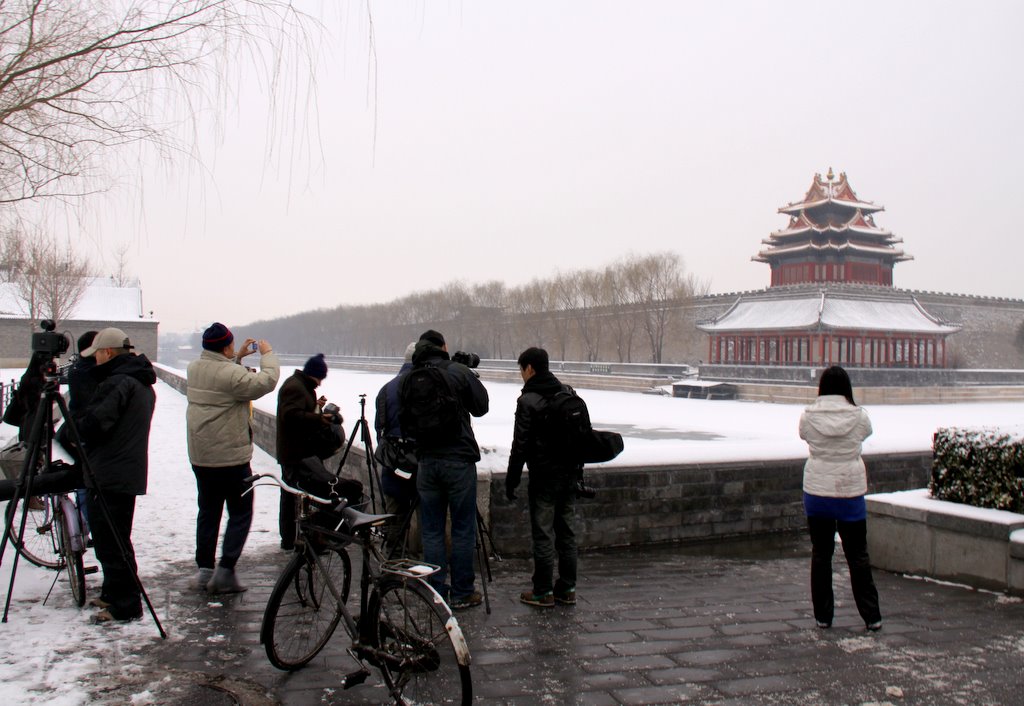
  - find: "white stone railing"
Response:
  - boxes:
[867,488,1024,594]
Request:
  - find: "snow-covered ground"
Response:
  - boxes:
[0,364,1020,705]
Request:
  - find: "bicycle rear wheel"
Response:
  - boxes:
[56,503,86,607]
[370,577,472,705]
[5,497,60,569]
[261,546,352,670]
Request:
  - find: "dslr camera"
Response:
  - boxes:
[322,402,343,424]
[31,319,70,358]
[451,351,480,369]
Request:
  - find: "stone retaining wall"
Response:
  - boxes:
[488,453,930,555]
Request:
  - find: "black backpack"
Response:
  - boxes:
[544,387,624,465]
[543,388,593,462]
[398,361,461,445]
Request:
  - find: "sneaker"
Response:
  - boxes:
[193,567,214,591]
[816,620,831,629]
[520,591,554,608]
[553,589,577,605]
[866,621,883,632]
[450,591,483,610]
[206,567,247,595]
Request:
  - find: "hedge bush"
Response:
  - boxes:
[930,427,1024,514]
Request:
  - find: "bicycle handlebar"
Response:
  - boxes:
[242,472,341,508]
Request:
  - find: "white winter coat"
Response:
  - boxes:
[799,395,873,498]
[186,349,280,467]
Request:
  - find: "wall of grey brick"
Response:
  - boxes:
[488,452,931,556]
[1,319,159,367]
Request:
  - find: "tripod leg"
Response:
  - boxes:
[2,399,53,622]
[475,526,491,615]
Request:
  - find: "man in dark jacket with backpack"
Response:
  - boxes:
[506,347,580,608]
[399,330,489,610]
[77,327,157,623]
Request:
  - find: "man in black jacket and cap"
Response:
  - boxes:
[77,327,157,623]
[506,347,579,608]
[276,353,343,549]
[402,330,489,610]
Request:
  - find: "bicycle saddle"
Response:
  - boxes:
[342,506,394,531]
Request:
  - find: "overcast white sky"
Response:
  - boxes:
[58,1,1024,333]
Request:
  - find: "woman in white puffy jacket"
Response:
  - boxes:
[799,366,882,632]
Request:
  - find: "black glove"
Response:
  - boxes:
[505,483,517,501]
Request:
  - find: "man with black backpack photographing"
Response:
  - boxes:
[398,329,489,610]
[506,347,583,609]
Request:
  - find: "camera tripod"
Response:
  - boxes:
[0,360,166,638]
[383,491,502,614]
[335,394,384,513]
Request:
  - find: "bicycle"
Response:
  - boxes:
[244,473,473,705]
[3,465,90,608]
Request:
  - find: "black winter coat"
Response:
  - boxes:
[276,370,331,464]
[506,371,577,491]
[78,353,156,495]
[406,341,489,462]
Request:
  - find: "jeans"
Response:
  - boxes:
[88,489,141,619]
[193,464,254,570]
[807,515,881,626]
[416,457,477,600]
[528,477,578,596]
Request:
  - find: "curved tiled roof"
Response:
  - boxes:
[697,290,960,334]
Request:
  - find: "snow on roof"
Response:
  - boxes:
[0,277,144,322]
[698,292,961,334]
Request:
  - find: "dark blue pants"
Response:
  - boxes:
[88,489,141,620]
[528,477,578,596]
[807,515,881,626]
[193,464,253,570]
[416,457,477,600]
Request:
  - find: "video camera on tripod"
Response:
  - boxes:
[31,319,70,359]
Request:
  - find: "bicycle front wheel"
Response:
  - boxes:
[56,504,86,607]
[5,497,60,569]
[261,546,352,670]
[370,577,472,705]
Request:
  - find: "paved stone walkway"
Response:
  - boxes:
[90,532,1023,705]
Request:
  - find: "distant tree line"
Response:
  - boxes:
[239,252,710,364]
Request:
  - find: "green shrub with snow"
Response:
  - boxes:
[930,427,1024,514]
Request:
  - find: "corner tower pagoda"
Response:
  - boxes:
[754,168,911,287]
[697,170,959,369]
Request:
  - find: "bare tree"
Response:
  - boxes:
[621,252,694,364]
[0,0,318,204]
[110,241,133,286]
[5,229,92,322]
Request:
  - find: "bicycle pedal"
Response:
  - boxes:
[83,565,99,575]
[342,668,370,690]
